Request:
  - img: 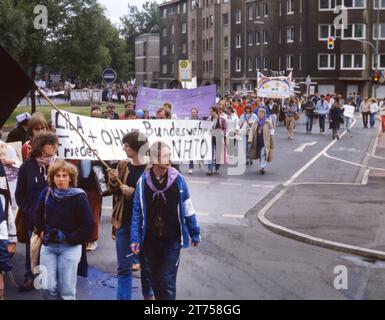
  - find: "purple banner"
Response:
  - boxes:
[136,85,217,118]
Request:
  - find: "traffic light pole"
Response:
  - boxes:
[375,7,380,98]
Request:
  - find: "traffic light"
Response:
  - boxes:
[327,37,334,50]
[373,70,379,83]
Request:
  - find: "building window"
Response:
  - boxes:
[318,54,336,69]
[236,58,242,72]
[236,9,242,24]
[374,0,385,9]
[319,24,336,40]
[342,24,366,39]
[287,26,295,43]
[224,59,229,71]
[343,0,366,8]
[191,19,196,31]
[248,32,254,46]
[236,34,242,48]
[248,58,253,71]
[182,23,187,34]
[209,38,214,50]
[209,60,213,72]
[372,54,385,68]
[263,57,268,69]
[162,27,167,37]
[248,5,253,20]
[223,13,229,25]
[341,54,365,69]
[374,23,385,39]
[210,15,214,27]
[287,0,294,14]
[319,0,336,10]
[182,43,187,54]
[224,36,229,48]
[162,64,167,74]
[263,30,269,44]
[256,31,261,44]
[255,57,260,70]
[171,63,175,74]
[279,30,282,43]
[264,3,269,16]
[162,8,167,18]
[191,40,195,50]
[171,44,175,54]
[182,2,187,13]
[286,55,294,70]
[162,46,167,56]
[278,56,282,70]
[256,4,260,18]
[299,55,302,70]
[171,24,175,34]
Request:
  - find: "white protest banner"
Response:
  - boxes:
[70,89,102,106]
[257,72,295,99]
[343,105,355,118]
[52,111,212,161]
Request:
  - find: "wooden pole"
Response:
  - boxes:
[38,88,123,186]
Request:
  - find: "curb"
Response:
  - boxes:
[254,122,385,261]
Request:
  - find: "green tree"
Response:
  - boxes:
[120,1,160,77]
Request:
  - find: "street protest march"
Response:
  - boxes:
[135,84,216,118]
[52,110,213,162]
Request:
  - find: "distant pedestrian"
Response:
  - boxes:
[285,98,299,140]
[315,95,330,134]
[329,98,344,140]
[248,108,275,175]
[360,97,370,128]
[207,106,226,175]
[369,98,379,129]
[6,112,31,144]
[130,141,201,300]
[303,96,316,133]
[239,105,258,166]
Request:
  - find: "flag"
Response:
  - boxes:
[0,46,36,129]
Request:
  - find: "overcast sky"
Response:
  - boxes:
[98,0,162,25]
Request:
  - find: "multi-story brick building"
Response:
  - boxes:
[135,33,160,88]
[159,0,385,98]
[159,0,189,89]
[188,0,231,91]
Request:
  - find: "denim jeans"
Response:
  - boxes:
[270,114,277,128]
[0,240,11,273]
[144,237,182,300]
[40,243,82,300]
[115,220,153,300]
[370,112,377,128]
[318,115,326,132]
[208,143,220,172]
[345,117,351,131]
[306,116,313,132]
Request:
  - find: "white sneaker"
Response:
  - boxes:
[188,169,193,175]
[86,241,98,251]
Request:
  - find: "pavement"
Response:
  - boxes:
[253,123,385,261]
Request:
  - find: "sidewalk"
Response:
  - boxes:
[256,131,385,260]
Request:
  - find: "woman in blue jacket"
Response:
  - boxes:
[15,132,58,291]
[34,160,93,300]
[130,141,201,300]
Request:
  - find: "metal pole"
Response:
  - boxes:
[220,2,224,97]
[375,6,380,98]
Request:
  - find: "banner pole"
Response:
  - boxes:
[38,88,123,186]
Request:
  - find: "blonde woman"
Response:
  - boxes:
[33,160,93,300]
[369,98,379,129]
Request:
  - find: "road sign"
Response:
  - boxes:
[102,68,117,84]
[178,60,192,82]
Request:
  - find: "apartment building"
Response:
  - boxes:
[135,33,160,88]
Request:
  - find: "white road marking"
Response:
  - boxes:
[251,185,276,188]
[187,180,210,185]
[223,214,244,219]
[362,169,371,185]
[220,182,242,186]
[294,141,318,153]
[323,152,385,172]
